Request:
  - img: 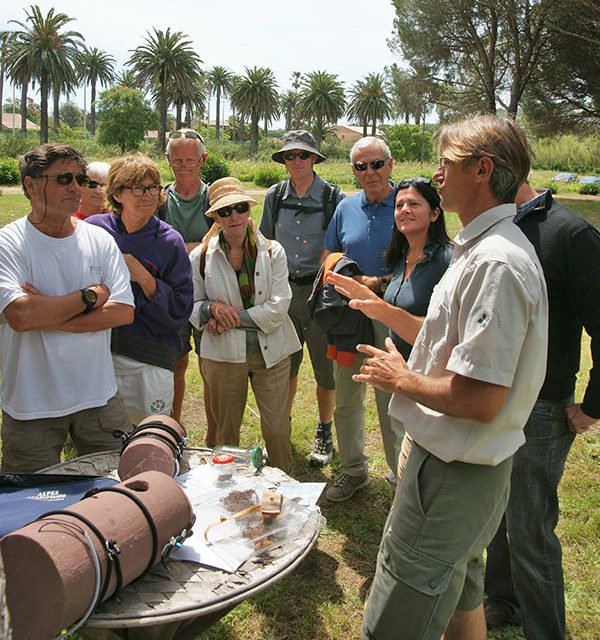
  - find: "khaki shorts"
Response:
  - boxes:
[362,443,513,640]
[1,394,130,473]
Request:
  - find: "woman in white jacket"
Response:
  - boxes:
[189,178,300,473]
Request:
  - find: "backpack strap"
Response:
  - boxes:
[270,180,288,236]
[156,184,173,221]
[321,183,341,230]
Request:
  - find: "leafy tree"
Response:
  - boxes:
[77,46,115,136]
[297,71,345,149]
[207,66,234,141]
[7,5,82,142]
[127,28,202,153]
[347,72,392,135]
[230,66,278,155]
[59,101,82,129]
[383,123,433,162]
[97,86,157,152]
[390,0,555,118]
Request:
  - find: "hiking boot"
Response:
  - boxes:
[309,424,334,467]
[325,473,369,502]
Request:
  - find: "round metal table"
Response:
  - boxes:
[41,448,324,640]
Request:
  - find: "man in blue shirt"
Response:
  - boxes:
[322,136,397,501]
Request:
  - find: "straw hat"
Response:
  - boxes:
[204,177,257,218]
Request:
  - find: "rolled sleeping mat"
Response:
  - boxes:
[117,415,188,481]
[1,470,194,640]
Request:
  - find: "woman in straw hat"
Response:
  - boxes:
[189,178,300,473]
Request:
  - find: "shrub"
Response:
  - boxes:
[0,132,39,158]
[0,157,20,184]
[544,183,558,194]
[384,124,433,162]
[578,183,600,196]
[202,154,230,185]
[254,165,284,188]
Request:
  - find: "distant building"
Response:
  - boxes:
[1,113,39,130]
[332,124,384,143]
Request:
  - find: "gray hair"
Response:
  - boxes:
[350,136,391,162]
[166,129,206,156]
[86,161,111,183]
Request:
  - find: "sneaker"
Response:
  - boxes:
[325,473,369,502]
[309,424,334,467]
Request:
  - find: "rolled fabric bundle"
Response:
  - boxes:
[1,470,194,640]
[117,415,187,481]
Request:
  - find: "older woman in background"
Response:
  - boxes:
[87,153,193,424]
[190,178,300,473]
[74,161,111,219]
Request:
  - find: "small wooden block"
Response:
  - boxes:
[260,490,283,515]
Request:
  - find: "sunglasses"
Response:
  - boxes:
[86,180,106,189]
[124,184,161,197]
[38,172,89,186]
[353,159,387,172]
[283,151,312,161]
[168,130,205,143]
[216,202,250,218]
[398,177,434,188]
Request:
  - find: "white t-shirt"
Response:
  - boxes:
[0,217,134,419]
[389,205,548,465]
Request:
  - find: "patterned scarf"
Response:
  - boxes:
[219,226,257,309]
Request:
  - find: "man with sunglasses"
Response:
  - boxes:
[260,130,344,468]
[320,136,397,501]
[0,144,134,473]
[159,129,215,440]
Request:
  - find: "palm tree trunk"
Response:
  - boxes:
[20,84,28,134]
[263,118,268,138]
[362,118,367,137]
[159,88,167,154]
[40,78,49,143]
[53,88,60,132]
[371,119,376,136]
[250,112,259,155]
[176,103,183,129]
[90,82,97,136]
[0,71,3,133]
[215,88,221,141]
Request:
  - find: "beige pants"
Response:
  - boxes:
[202,353,292,474]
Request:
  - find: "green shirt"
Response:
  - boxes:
[163,182,210,243]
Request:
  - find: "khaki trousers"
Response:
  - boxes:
[202,354,292,474]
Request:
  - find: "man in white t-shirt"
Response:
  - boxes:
[348,116,548,640]
[0,143,135,473]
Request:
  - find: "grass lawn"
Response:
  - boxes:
[0,189,598,639]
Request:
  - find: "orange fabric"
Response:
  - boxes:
[327,343,357,367]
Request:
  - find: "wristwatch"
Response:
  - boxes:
[80,287,97,314]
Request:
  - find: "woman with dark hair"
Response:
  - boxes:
[327,178,452,480]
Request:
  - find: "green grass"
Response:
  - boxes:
[0,190,598,639]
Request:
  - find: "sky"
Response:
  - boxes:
[1,0,403,126]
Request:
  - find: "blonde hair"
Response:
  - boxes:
[107,153,164,215]
[437,115,530,203]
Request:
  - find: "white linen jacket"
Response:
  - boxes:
[189,229,301,368]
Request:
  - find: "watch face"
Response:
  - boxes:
[85,289,97,304]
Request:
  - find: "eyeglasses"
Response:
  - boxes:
[37,172,89,186]
[124,184,161,197]
[216,202,250,218]
[398,177,434,189]
[86,180,106,189]
[283,151,312,161]
[168,130,205,143]
[353,159,387,172]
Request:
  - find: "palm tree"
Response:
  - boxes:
[115,69,139,89]
[127,28,202,153]
[347,73,392,135]
[207,66,234,141]
[280,90,299,131]
[3,29,32,133]
[297,71,345,149]
[7,5,82,143]
[230,66,278,155]
[0,31,12,132]
[77,46,115,136]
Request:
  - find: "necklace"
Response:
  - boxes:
[405,252,424,265]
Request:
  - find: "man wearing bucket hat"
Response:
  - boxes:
[260,130,345,468]
[190,178,301,473]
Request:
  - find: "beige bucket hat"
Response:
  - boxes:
[204,177,257,218]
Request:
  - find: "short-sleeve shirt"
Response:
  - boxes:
[389,205,548,465]
[163,183,210,243]
[260,174,345,278]
[324,184,396,276]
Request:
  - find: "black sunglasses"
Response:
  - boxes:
[283,151,312,161]
[38,172,89,186]
[168,130,205,143]
[216,202,250,218]
[353,159,387,172]
[86,180,106,189]
[398,177,434,189]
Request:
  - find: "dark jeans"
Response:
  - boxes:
[485,396,575,640]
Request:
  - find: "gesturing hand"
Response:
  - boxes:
[353,337,409,393]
